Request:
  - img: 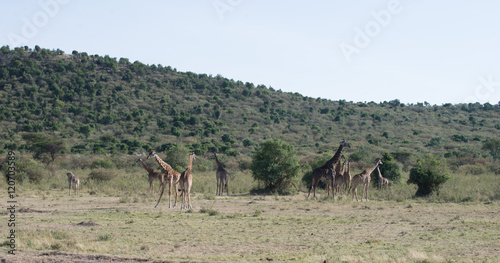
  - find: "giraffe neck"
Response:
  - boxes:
[154,154,176,174]
[335,159,343,174]
[214,153,222,168]
[188,155,194,170]
[325,144,344,168]
[139,159,154,174]
[377,167,382,178]
[365,162,380,176]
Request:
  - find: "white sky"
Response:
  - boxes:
[1,0,500,105]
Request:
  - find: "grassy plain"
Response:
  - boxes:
[1,167,499,262]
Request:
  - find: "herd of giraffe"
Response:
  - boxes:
[306,140,388,202]
[66,140,391,208]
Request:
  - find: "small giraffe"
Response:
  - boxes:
[377,167,389,190]
[213,152,229,196]
[343,158,352,193]
[334,155,346,194]
[179,152,195,209]
[148,150,181,208]
[307,140,351,200]
[66,172,79,195]
[137,158,163,193]
[350,159,383,202]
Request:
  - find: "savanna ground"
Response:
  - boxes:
[1,164,499,262]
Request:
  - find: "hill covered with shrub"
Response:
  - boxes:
[1,45,499,170]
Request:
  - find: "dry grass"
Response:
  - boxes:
[1,191,499,262]
[2,161,499,262]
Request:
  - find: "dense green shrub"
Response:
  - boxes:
[163,144,190,172]
[92,158,115,169]
[482,139,500,160]
[3,159,47,183]
[408,154,450,197]
[88,168,118,182]
[250,138,301,194]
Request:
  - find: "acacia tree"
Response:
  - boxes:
[21,133,65,162]
[408,154,450,197]
[250,138,301,194]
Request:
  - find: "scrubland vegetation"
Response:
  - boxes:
[0,45,499,262]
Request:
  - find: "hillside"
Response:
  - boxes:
[1,45,499,167]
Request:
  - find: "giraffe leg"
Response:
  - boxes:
[217,178,220,196]
[331,176,335,200]
[69,181,72,195]
[225,177,229,196]
[168,182,173,208]
[155,182,166,208]
[366,184,369,202]
[187,182,192,209]
[173,184,178,208]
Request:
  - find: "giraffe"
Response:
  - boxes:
[307,140,351,200]
[148,150,181,208]
[343,158,352,193]
[137,158,163,193]
[66,172,79,195]
[333,154,346,194]
[213,152,229,196]
[350,159,383,202]
[377,167,390,190]
[179,152,195,209]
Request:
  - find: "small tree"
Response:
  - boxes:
[482,139,500,161]
[408,154,450,197]
[251,138,301,194]
[21,133,65,162]
[163,144,190,172]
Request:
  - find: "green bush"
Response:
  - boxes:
[250,138,301,194]
[3,159,47,183]
[408,154,450,197]
[163,144,190,172]
[88,169,118,182]
[92,158,115,169]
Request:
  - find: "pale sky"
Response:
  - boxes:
[1,0,500,105]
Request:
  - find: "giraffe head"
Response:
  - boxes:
[147,150,156,159]
[340,139,351,148]
[376,159,383,166]
[189,152,196,161]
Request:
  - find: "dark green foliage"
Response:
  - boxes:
[427,137,444,147]
[451,134,468,143]
[0,45,499,166]
[408,154,450,197]
[163,144,190,172]
[3,159,47,183]
[21,133,65,162]
[251,138,301,194]
[88,169,118,182]
[482,139,500,161]
[92,158,115,169]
